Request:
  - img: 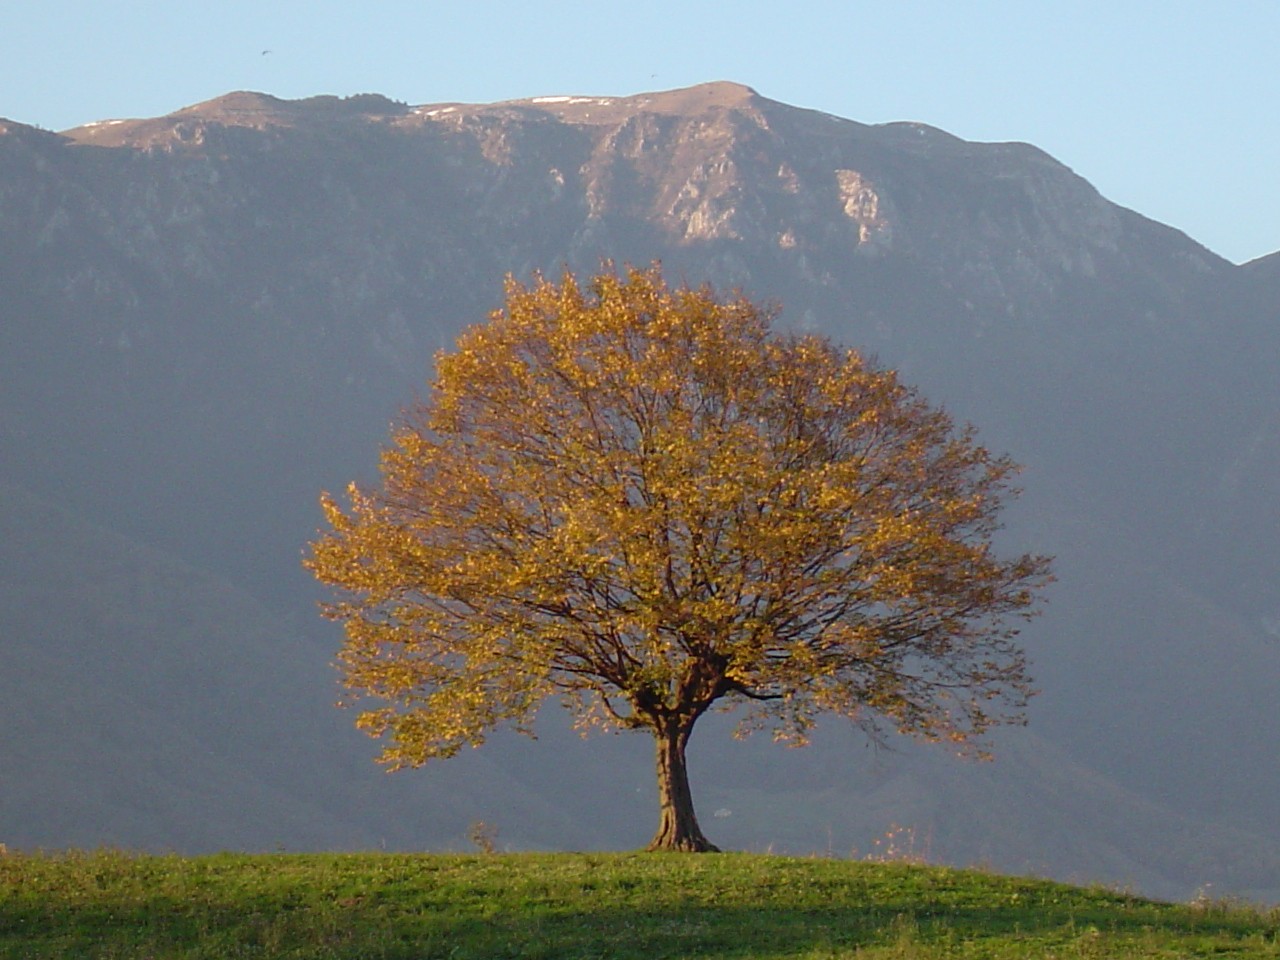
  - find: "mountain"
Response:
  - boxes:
[2,82,1278,900]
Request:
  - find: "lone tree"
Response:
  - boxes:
[307,265,1052,852]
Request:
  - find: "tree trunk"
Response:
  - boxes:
[646,719,719,852]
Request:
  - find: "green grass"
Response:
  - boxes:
[1,850,1277,958]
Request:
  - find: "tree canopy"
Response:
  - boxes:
[306,265,1052,851]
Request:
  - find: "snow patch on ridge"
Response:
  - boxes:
[531,96,615,106]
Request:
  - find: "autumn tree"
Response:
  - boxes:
[306,265,1052,852]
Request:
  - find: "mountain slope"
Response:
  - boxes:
[1,83,1277,898]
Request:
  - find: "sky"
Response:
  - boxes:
[3,1,1278,264]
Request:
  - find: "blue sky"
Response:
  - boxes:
[4,1,1277,264]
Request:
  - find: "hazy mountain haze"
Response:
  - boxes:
[2,82,1279,901]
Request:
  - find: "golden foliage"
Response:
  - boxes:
[306,264,1051,769]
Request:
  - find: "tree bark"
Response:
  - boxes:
[646,719,719,852]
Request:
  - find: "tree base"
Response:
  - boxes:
[645,836,721,852]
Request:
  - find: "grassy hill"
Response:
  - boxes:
[1,851,1276,958]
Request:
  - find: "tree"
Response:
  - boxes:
[306,265,1052,852]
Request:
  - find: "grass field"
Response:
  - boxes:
[1,850,1277,958]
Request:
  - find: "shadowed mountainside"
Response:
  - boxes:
[1,83,1278,900]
